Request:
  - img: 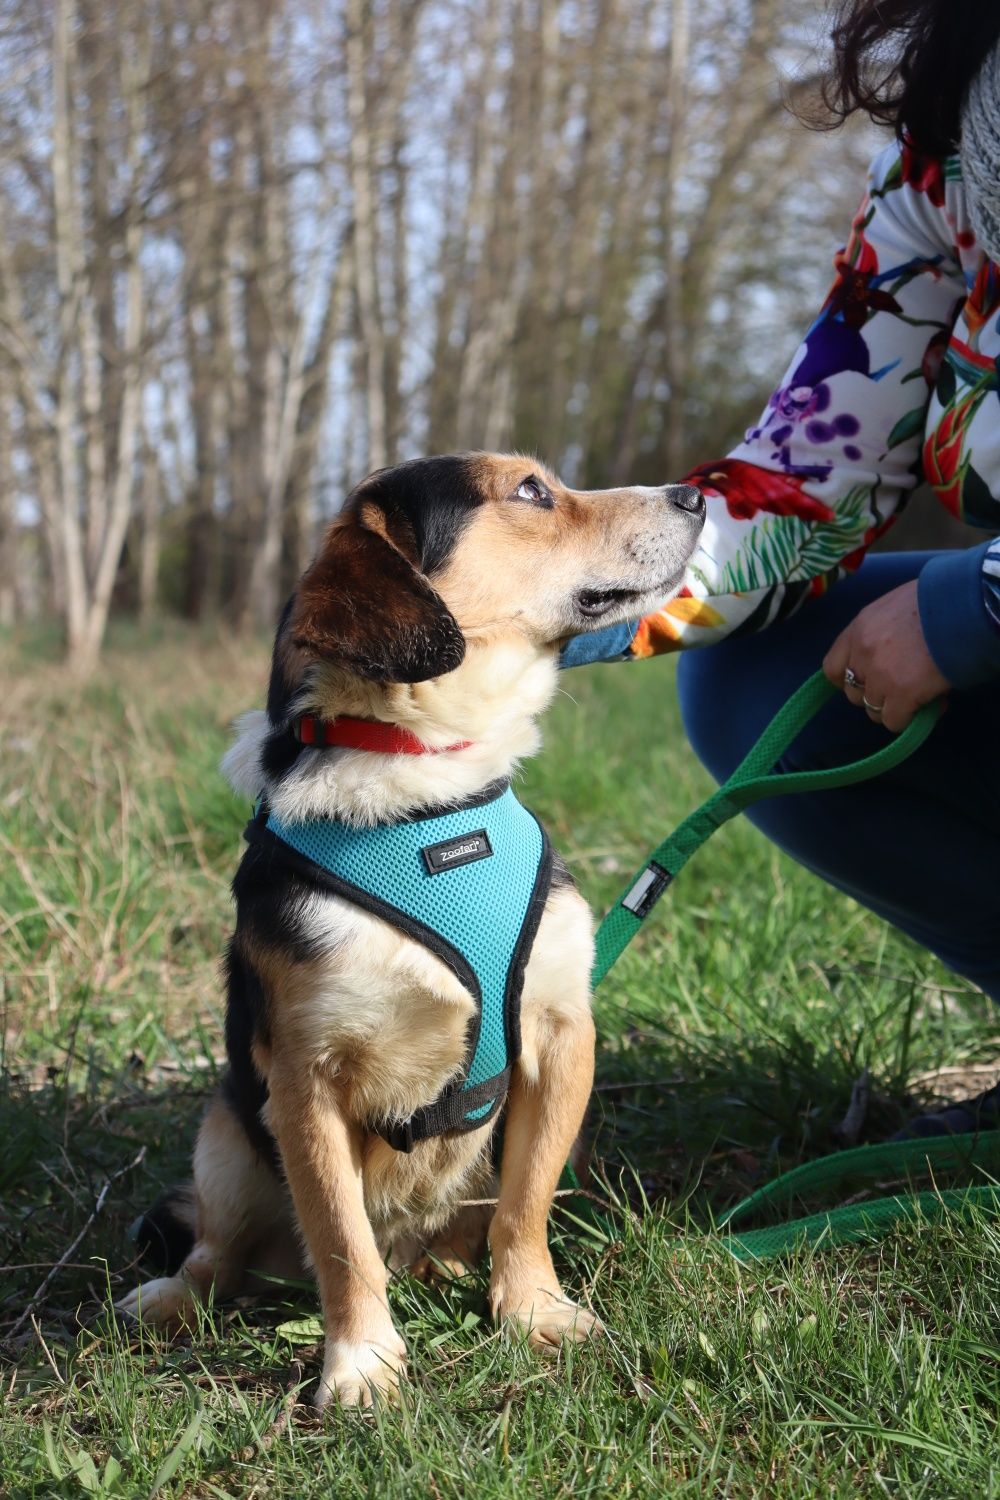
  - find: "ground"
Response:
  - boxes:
[1,626,999,1497]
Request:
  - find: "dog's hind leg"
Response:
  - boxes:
[396,1200,493,1283]
[117,1091,290,1330]
[488,1003,601,1350]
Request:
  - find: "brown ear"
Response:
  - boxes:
[289,512,466,683]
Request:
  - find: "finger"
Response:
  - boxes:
[825,630,868,705]
[822,628,851,688]
[878,703,909,733]
[844,672,867,708]
[882,687,946,735]
[842,661,868,707]
[863,688,892,729]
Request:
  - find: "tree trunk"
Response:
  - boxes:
[281,233,354,596]
[53,9,148,674]
[52,0,91,662]
[138,444,160,625]
[661,0,690,477]
[0,373,19,626]
[68,194,144,673]
[345,0,387,472]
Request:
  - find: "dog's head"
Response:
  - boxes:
[279,453,704,697]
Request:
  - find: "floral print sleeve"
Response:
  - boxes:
[985,538,1000,631]
[607,139,999,662]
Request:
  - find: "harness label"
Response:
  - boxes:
[621,861,672,918]
[421,828,494,875]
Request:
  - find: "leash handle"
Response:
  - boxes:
[716,1131,1000,1260]
[717,1130,1000,1229]
[709,670,939,807]
[592,670,942,987]
[721,1184,1000,1262]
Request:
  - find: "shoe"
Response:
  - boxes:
[891,1079,1000,1140]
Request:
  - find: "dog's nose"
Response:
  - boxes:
[666,483,705,517]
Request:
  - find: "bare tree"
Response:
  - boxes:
[0,0,151,670]
[0,363,18,626]
[0,0,881,662]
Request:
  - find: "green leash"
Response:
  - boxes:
[592,670,939,988]
[717,1132,1000,1262]
[566,670,982,1260]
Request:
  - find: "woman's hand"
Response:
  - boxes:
[822,580,950,732]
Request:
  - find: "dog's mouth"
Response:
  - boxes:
[575,571,685,619]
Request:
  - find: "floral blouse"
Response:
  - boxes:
[564,139,1000,688]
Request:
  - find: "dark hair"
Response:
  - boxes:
[823,0,1000,155]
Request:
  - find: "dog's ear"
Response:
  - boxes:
[289,504,466,683]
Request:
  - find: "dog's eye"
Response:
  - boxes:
[513,476,551,507]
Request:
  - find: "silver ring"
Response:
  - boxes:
[844,667,864,690]
[862,695,884,716]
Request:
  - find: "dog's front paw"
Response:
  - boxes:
[493,1280,603,1351]
[315,1332,407,1409]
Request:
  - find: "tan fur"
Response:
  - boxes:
[117,1094,300,1329]
[394,1202,495,1282]
[437,460,687,646]
[121,453,703,1408]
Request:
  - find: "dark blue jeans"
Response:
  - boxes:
[677,553,1000,1002]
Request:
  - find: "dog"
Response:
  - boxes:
[118,453,704,1407]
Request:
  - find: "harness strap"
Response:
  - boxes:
[378,1070,512,1153]
[246,784,551,1152]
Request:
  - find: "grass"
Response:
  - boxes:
[2,625,999,1496]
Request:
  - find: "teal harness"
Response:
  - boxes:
[245,781,552,1151]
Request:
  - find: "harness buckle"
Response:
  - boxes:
[381,1116,415,1153]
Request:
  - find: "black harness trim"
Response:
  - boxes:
[243,792,552,1152]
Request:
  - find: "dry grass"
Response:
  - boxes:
[2,629,266,1067]
[2,627,999,1496]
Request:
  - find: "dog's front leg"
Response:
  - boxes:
[488,1010,602,1349]
[266,1062,406,1408]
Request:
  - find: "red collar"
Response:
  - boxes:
[294,714,473,756]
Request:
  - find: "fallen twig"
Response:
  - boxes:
[5,1145,146,1344]
[238,1359,306,1457]
[30,1313,64,1385]
[592,1077,685,1094]
[456,1185,614,1210]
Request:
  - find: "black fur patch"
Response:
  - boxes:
[261,597,308,781]
[223,941,281,1171]
[231,844,325,966]
[550,850,578,891]
[260,727,302,782]
[266,596,300,724]
[223,845,333,1174]
[130,1183,196,1276]
[362,455,484,575]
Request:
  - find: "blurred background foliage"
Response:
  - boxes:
[0,0,969,670]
